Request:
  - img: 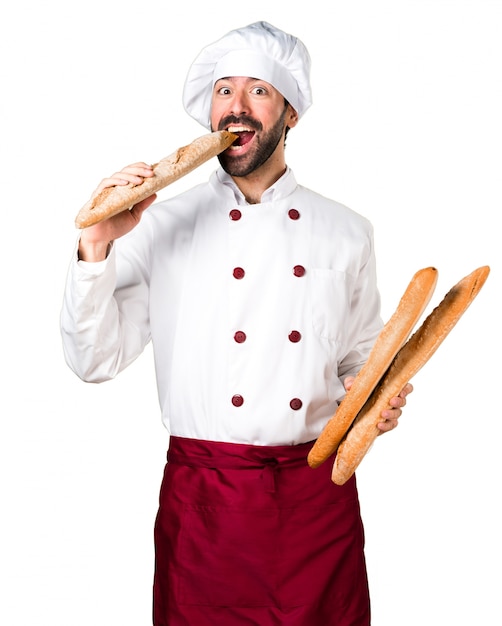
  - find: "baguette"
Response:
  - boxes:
[307,267,438,469]
[74,131,237,229]
[331,265,490,485]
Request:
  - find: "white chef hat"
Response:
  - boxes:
[182,21,312,129]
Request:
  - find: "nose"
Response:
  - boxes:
[229,90,251,117]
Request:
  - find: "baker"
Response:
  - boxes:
[61,21,412,625]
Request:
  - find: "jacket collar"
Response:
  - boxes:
[214,166,297,205]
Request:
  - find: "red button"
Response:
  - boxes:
[232,394,244,407]
[229,209,242,221]
[234,331,247,343]
[288,208,300,220]
[290,398,303,410]
[288,330,302,343]
[233,267,245,279]
[293,265,306,277]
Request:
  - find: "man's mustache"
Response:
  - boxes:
[217,115,263,132]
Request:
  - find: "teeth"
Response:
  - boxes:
[227,126,251,133]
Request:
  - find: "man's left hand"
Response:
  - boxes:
[343,377,413,435]
[377,382,413,434]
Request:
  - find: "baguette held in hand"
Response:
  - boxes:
[74,131,238,229]
[307,267,439,469]
[330,265,490,485]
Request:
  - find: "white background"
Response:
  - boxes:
[1,1,500,624]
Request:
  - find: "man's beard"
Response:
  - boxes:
[214,107,287,177]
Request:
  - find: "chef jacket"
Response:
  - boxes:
[61,167,383,446]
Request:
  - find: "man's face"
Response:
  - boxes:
[210,76,295,177]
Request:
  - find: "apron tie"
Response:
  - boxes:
[261,457,279,493]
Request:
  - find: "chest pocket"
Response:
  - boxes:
[310,268,353,344]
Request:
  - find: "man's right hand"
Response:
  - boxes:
[78,163,156,262]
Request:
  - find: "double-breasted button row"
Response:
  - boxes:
[232,330,301,344]
[229,207,303,410]
[229,208,301,221]
[231,395,303,410]
[232,265,306,279]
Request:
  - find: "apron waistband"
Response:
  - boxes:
[167,436,315,493]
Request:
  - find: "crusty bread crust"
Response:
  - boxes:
[331,265,490,485]
[307,267,438,469]
[74,131,237,229]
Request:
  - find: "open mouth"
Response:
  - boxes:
[227,125,255,147]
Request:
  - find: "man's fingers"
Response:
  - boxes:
[93,164,154,196]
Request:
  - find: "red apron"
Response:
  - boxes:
[153,436,370,625]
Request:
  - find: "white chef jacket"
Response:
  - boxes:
[61,167,383,446]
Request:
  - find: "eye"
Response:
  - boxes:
[251,86,267,96]
[217,86,232,95]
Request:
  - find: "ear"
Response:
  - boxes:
[286,105,299,128]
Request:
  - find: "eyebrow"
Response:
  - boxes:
[214,76,261,84]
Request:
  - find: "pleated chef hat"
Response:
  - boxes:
[183,21,312,129]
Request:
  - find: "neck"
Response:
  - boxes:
[231,152,287,205]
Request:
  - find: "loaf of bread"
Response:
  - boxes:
[75,131,237,228]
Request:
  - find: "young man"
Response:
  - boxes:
[61,21,411,625]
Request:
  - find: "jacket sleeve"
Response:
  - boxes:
[337,225,383,382]
[60,238,151,383]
